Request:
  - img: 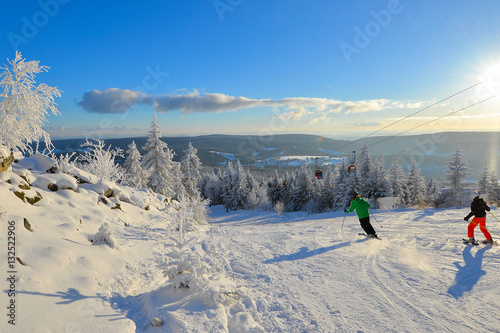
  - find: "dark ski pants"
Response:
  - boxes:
[359,216,376,236]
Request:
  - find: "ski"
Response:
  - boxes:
[358,233,381,240]
[462,239,479,245]
[480,240,498,246]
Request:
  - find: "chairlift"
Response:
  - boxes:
[315,157,323,179]
[348,151,356,173]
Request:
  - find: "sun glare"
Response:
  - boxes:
[480,63,500,95]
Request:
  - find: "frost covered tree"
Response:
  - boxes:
[445,147,470,200]
[232,160,251,209]
[487,172,500,201]
[427,177,440,205]
[124,140,146,188]
[201,170,223,206]
[333,159,350,210]
[340,167,359,210]
[287,163,314,211]
[369,155,391,208]
[221,161,235,208]
[142,115,176,198]
[320,165,338,211]
[388,157,407,203]
[171,162,185,200]
[79,138,124,183]
[180,142,203,200]
[268,170,285,206]
[477,164,489,196]
[358,144,374,198]
[0,52,61,155]
[407,160,427,204]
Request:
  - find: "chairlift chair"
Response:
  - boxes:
[314,157,323,179]
[348,151,356,173]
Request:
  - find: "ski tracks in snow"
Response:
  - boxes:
[211,208,500,332]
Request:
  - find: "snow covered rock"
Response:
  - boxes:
[0,171,28,187]
[14,188,43,205]
[151,317,163,327]
[16,153,56,172]
[32,173,78,191]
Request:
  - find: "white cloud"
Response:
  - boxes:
[77,88,146,114]
[77,88,421,123]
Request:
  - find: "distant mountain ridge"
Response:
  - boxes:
[49,132,500,179]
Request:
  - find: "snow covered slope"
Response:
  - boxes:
[2,155,500,332]
[209,207,500,332]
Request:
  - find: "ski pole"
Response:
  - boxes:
[488,211,500,224]
[341,212,346,230]
[372,214,383,228]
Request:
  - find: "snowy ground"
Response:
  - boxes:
[2,155,500,332]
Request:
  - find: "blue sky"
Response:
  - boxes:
[1,0,500,139]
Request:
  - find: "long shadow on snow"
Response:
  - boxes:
[447,245,490,299]
[17,287,151,328]
[16,287,99,305]
[263,239,368,264]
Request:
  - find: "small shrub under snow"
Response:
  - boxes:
[274,201,285,216]
[161,196,236,307]
[90,223,119,249]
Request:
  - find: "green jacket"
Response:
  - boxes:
[347,197,371,219]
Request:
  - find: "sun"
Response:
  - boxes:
[479,62,500,94]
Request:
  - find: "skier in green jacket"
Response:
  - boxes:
[345,192,378,238]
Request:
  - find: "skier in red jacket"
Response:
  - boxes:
[464,196,494,244]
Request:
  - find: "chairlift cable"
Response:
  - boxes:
[363,93,500,149]
[333,81,484,153]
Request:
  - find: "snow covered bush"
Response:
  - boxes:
[51,152,79,175]
[90,223,119,249]
[0,52,61,155]
[161,196,234,307]
[274,201,285,216]
[79,138,124,183]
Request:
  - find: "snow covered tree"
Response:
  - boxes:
[320,165,338,211]
[124,140,146,188]
[79,138,124,183]
[340,167,359,210]
[369,154,391,208]
[487,172,500,201]
[407,160,427,204]
[201,170,223,206]
[477,164,489,196]
[287,163,314,211]
[358,144,374,198]
[221,161,235,208]
[305,178,323,214]
[142,115,176,198]
[232,160,251,209]
[180,142,203,200]
[445,147,470,200]
[268,170,285,205]
[388,157,407,204]
[332,159,351,210]
[427,177,440,206]
[0,52,61,155]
